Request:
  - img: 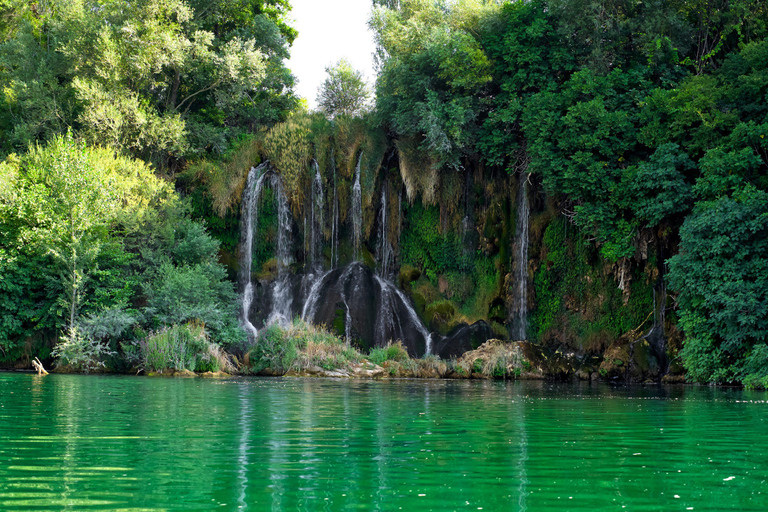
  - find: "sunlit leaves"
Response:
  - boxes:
[317,59,371,119]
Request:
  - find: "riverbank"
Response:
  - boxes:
[12,320,684,384]
[2,319,688,383]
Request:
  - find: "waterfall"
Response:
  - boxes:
[377,187,394,278]
[374,275,433,357]
[512,174,530,341]
[300,269,333,322]
[310,160,324,271]
[239,164,270,339]
[239,164,294,334]
[344,304,352,345]
[330,151,339,269]
[351,154,362,260]
[266,175,293,327]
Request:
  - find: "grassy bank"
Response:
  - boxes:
[245,319,537,380]
[46,318,688,384]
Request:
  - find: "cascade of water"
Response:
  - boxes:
[374,275,433,357]
[377,187,394,278]
[300,269,333,323]
[352,153,362,260]
[239,164,271,339]
[332,169,338,268]
[344,304,352,345]
[310,160,324,271]
[374,274,398,349]
[266,175,293,327]
[330,151,339,269]
[303,215,307,267]
[512,174,530,340]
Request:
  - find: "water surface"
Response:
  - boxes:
[1,373,766,511]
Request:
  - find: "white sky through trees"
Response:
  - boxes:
[286,0,377,109]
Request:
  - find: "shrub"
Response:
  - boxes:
[52,326,115,373]
[248,324,298,373]
[248,319,363,373]
[368,341,410,365]
[140,323,217,372]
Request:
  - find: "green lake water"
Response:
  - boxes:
[0,373,766,511]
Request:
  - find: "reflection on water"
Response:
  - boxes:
[1,374,767,511]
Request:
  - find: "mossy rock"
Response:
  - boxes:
[630,339,660,380]
[599,338,661,382]
[332,306,346,338]
[361,247,376,269]
[411,289,427,316]
[632,339,652,372]
[488,321,508,340]
[398,264,421,292]
[488,297,506,324]
[257,258,278,281]
[599,343,631,380]
[425,300,457,334]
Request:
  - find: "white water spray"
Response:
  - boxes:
[374,275,433,357]
[352,153,362,260]
[377,187,394,278]
[266,176,293,327]
[310,160,324,271]
[239,164,294,333]
[512,174,530,340]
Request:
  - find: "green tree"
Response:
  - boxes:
[316,59,371,118]
[371,0,493,179]
[0,133,170,362]
[668,186,768,386]
[21,134,123,332]
[0,0,298,163]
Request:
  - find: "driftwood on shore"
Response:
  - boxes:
[32,357,48,375]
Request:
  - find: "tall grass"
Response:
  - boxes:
[249,319,362,373]
[368,341,409,365]
[141,323,234,373]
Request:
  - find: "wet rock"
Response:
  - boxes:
[284,361,385,379]
[599,343,630,380]
[303,263,430,357]
[199,371,231,378]
[398,265,421,293]
[599,336,661,383]
[433,320,494,359]
[455,339,540,379]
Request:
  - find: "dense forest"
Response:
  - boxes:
[1,0,767,387]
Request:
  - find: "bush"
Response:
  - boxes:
[248,324,299,373]
[52,326,115,373]
[248,319,363,373]
[368,341,410,365]
[140,323,220,373]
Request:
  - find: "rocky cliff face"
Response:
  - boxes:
[236,154,678,382]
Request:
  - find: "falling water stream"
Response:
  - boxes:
[239,164,293,333]
[377,186,394,279]
[310,160,324,272]
[352,153,362,260]
[266,175,293,327]
[239,163,270,339]
[242,157,433,355]
[512,174,530,341]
